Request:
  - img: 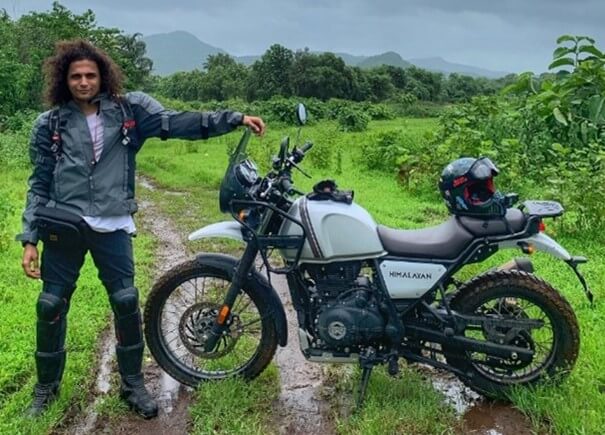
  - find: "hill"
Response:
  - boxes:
[143,31,226,75]
[357,51,412,69]
[142,31,508,78]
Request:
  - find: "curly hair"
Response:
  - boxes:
[43,39,124,107]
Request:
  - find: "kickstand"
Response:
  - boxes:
[356,347,378,409]
[357,365,373,408]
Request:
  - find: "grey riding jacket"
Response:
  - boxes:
[17,92,243,245]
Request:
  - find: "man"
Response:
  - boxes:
[16,39,265,418]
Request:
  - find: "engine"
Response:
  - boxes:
[304,262,386,350]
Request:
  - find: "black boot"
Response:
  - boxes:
[116,342,158,419]
[26,351,65,417]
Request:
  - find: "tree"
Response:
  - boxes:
[290,51,353,100]
[199,53,248,100]
[0,2,153,115]
[247,44,294,100]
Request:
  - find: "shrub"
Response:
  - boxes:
[337,107,369,132]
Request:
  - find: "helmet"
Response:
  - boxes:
[438,157,505,217]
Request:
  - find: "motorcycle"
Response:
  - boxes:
[144,104,592,404]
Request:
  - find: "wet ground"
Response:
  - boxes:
[55,176,536,434]
[423,367,535,435]
[59,178,190,434]
[271,273,334,435]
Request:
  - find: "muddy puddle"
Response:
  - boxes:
[420,366,534,434]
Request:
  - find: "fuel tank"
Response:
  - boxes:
[279,197,386,263]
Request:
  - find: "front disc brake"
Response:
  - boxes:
[178,302,243,359]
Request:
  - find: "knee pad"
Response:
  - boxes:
[37,293,65,322]
[109,287,142,346]
[36,293,68,353]
[109,287,139,316]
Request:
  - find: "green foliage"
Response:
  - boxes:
[0,111,36,169]
[358,127,433,189]
[0,2,153,116]
[0,194,13,250]
[151,43,510,107]
[337,106,370,132]
[246,44,294,100]
[434,35,605,231]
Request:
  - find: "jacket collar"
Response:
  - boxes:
[61,93,117,115]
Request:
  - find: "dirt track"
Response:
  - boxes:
[55,177,534,435]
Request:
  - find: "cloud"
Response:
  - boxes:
[2,0,603,72]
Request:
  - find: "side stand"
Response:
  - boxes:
[356,347,381,408]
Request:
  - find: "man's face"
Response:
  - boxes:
[67,59,101,104]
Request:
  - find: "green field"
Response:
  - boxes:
[1,117,604,434]
[136,117,605,434]
[0,172,156,434]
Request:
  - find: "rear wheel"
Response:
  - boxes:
[446,270,579,398]
[144,259,278,387]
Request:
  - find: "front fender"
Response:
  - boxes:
[497,233,571,261]
[188,221,244,242]
[194,253,288,347]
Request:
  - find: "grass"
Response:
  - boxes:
[136,117,605,434]
[189,365,280,435]
[1,114,603,433]
[0,168,155,434]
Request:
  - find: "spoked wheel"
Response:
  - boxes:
[144,258,278,386]
[446,270,580,398]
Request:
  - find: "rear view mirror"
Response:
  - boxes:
[296,103,307,125]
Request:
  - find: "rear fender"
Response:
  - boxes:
[497,233,571,261]
[194,253,287,347]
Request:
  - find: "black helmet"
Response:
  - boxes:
[439,157,505,217]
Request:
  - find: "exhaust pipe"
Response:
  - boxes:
[496,257,534,273]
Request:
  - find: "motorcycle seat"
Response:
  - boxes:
[457,208,527,237]
[377,208,527,259]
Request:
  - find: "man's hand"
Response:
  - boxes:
[242,115,266,136]
[22,244,40,279]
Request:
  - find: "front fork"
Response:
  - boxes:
[204,241,259,353]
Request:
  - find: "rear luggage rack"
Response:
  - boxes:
[521,200,564,218]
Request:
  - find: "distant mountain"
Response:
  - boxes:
[408,57,509,79]
[143,31,226,75]
[332,52,367,66]
[357,51,412,69]
[235,55,260,66]
[142,31,508,78]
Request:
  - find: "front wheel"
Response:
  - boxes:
[144,258,278,387]
[446,270,580,398]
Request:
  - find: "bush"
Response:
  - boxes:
[0,111,36,169]
[432,35,605,231]
[337,107,370,132]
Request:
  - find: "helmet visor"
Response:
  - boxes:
[468,157,499,180]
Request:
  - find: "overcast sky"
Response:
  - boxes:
[2,0,604,73]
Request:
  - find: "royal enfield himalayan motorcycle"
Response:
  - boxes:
[144,104,592,404]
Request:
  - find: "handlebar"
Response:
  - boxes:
[301,141,313,153]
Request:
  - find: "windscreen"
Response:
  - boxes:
[219,128,252,213]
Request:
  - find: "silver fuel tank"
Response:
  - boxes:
[279,197,386,263]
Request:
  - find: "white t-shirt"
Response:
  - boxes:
[82,112,136,234]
